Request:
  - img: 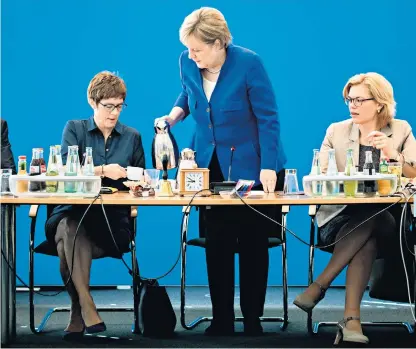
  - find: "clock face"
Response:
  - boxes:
[185,172,204,191]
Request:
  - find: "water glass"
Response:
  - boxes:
[388,162,402,191]
[283,169,300,195]
[144,169,160,188]
[1,169,12,194]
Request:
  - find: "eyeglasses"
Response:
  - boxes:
[344,97,375,107]
[99,102,127,113]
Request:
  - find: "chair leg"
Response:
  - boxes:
[180,210,211,330]
[29,216,39,334]
[307,206,316,334]
[280,207,289,330]
[414,244,416,334]
[130,240,141,334]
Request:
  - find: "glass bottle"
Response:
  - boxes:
[74,145,82,175]
[379,156,389,174]
[344,148,358,197]
[55,145,65,192]
[82,147,95,193]
[378,156,391,196]
[310,149,322,196]
[29,148,41,192]
[325,149,339,196]
[363,150,377,197]
[64,146,79,193]
[37,148,47,191]
[45,146,59,193]
[17,155,28,193]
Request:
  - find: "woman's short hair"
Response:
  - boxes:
[343,72,396,128]
[179,7,232,48]
[87,71,127,104]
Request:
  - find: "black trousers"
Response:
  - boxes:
[200,151,279,323]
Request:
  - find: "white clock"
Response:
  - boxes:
[185,172,204,191]
[179,168,210,196]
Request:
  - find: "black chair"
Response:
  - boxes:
[180,169,289,331]
[28,204,141,334]
[306,204,415,334]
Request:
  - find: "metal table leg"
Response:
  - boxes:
[1,204,16,345]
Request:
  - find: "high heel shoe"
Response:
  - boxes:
[333,317,369,346]
[62,323,85,341]
[293,281,326,313]
[85,322,106,334]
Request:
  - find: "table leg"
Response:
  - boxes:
[1,204,16,345]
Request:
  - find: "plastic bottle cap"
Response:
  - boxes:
[18,155,27,159]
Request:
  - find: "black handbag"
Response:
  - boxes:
[369,221,415,303]
[138,279,177,338]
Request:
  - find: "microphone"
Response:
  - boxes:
[210,146,237,194]
[227,146,235,182]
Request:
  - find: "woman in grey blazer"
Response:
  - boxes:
[294,72,416,345]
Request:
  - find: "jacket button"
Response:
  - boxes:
[208,124,212,129]
[206,107,210,113]
[212,141,215,146]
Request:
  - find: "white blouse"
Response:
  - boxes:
[203,77,217,102]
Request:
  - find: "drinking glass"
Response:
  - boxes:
[144,169,160,188]
[1,169,12,194]
[388,162,402,191]
[283,169,300,195]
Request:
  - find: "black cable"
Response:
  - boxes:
[98,189,205,281]
[1,194,100,297]
[235,192,404,249]
[400,184,416,256]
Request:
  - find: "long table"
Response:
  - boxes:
[0,192,414,345]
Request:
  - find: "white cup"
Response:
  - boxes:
[127,166,144,181]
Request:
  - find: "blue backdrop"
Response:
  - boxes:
[2,0,415,286]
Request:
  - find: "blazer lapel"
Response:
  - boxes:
[208,45,234,105]
[380,123,393,137]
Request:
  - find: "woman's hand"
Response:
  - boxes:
[103,164,127,180]
[260,169,277,193]
[367,131,396,158]
[154,115,174,127]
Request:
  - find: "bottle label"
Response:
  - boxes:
[379,164,388,174]
[41,165,47,173]
[30,166,40,174]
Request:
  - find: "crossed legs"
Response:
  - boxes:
[303,207,396,332]
[55,217,105,330]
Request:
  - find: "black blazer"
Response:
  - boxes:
[1,119,16,174]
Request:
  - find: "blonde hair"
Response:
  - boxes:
[343,72,396,128]
[87,71,127,104]
[179,7,232,47]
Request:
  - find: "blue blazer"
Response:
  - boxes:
[174,44,286,185]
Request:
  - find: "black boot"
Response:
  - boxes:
[205,321,235,336]
[243,318,263,336]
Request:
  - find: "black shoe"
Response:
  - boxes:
[243,319,263,336]
[85,321,106,334]
[62,327,85,341]
[204,322,235,336]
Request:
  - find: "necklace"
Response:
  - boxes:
[206,67,221,74]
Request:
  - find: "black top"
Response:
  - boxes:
[51,117,145,217]
[61,117,145,190]
[1,119,16,174]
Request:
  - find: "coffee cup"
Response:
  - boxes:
[127,166,144,181]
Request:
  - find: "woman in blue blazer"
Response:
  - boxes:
[157,7,286,336]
